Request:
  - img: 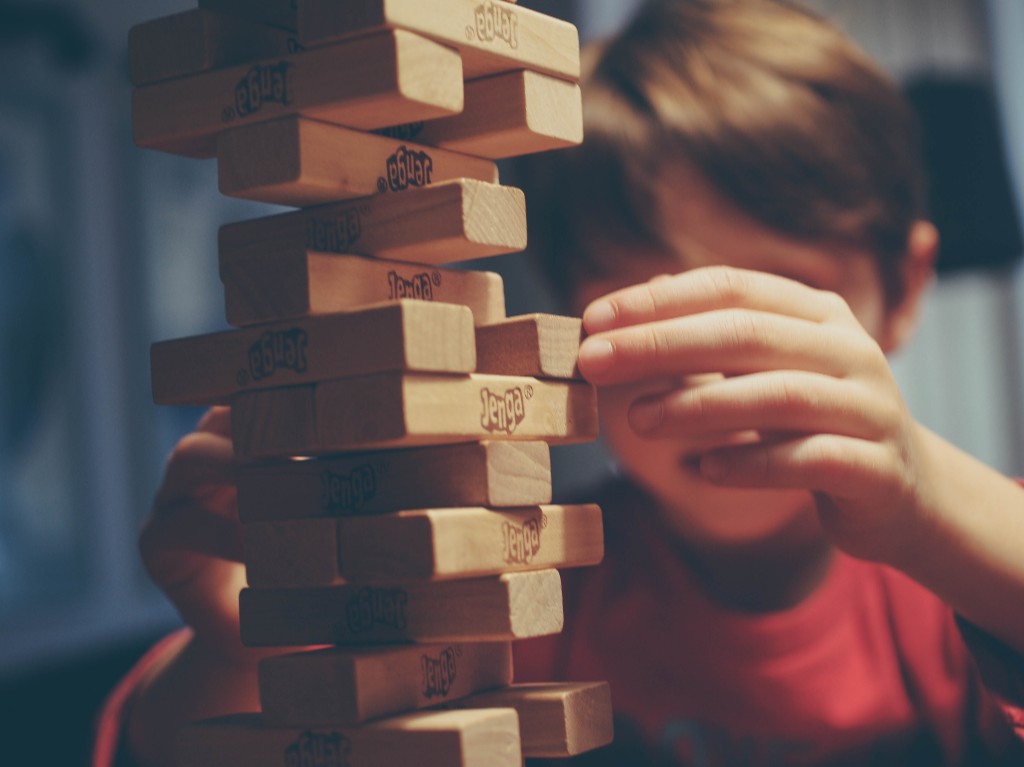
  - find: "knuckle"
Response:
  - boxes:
[723,310,768,354]
[703,265,749,305]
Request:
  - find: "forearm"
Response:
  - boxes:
[893,426,1024,657]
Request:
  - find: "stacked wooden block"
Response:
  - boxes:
[133,0,614,764]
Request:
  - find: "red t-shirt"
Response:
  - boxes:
[514,479,1024,766]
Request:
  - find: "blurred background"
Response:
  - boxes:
[0,0,1022,762]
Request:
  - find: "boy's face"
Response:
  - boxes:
[574,165,902,546]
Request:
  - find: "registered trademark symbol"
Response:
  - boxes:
[236,369,250,386]
[222,106,236,122]
[359,204,371,216]
[524,385,534,399]
[465,25,475,40]
[540,513,548,529]
[376,177,388,193]
[431,271,442,286]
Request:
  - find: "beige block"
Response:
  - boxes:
[476,313,583,379]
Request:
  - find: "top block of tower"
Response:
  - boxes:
[299,0,580,81]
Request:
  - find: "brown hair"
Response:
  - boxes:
[522,0,927,307]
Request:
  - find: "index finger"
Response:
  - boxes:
[583,266,851,334]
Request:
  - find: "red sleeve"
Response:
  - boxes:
[92,630,191,767]
[956,616,1024,736]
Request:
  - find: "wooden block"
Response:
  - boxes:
[132,30,463,158]
[259,642,512,726]
[299,0,580,81]
[476,313,583,380]
[231,373,599,458]
[221,250,506,328]
[150,301,474,406]
[198,0,297,32]
[244,504,603,586]
[217,116,499,207]
[237,441,551,522]
[128,10,300,86]
[240,570,563,646]
[219,179,526,265]
[455,682,614,757]
[176,710,521,767]
[379,70,582,159]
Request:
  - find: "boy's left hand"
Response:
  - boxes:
[577,265,930,565]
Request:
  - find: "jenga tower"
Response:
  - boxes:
[133,0,615,764]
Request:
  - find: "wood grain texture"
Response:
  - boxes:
[455,682,614,757]
[230,373,599,458]
[299,0,579,81]
[198,0,298,32]
[476,313,583,379]
[218,179,526,265]
[259,642,512,726]
[236,441,551,522]
[128,9,299,86]
[244,504,602,586]
[175,710,521,767]
[221,250,506,328]
[132,30,463,158]
[239,570,563,646]
[151,301,475,406]
[382,69,582,159]
[217,116,499,206]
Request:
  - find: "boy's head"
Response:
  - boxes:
[525,0,932,313]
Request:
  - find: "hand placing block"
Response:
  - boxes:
[217,116,499,207]
[240,570,563,646]
[219,179,526,265]
[198,0,298,32]
[221,250,506,328]
[476,313,583,379]
[244,504,603,586]
[133,30,463,158]
[231,373,599,457]
[259,642,512,726]
[455,682,614,758]
[299,0,580,81]
[151,301,475,406]
[380,70,583,159]
[129,10,300,86]
[237,441,551,522]
[176,710,522,767]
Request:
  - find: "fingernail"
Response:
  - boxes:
[584,301,616,332]
[578,338,615,375]
[700,453,728,482]
[629,399,664,433]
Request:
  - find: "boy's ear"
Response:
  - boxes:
[880,220,939,353]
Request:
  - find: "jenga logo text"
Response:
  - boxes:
[373,122,425,142]
[502,517,542,565]
[306,210,362,253]
[345,587,408,634]
[473,3,518,48]
[231,62,291,119]
[387,270,435,301]
[382,146,434,192]
[244,329,308,383]
[421,646,458,699]
[284,732,350,767]
[321,465,376,514]
[480,386,527,434]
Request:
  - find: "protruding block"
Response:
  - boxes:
[244,504,603,586]
[218,116,499,207]
[218,179,526,265]
[231,373,599,458]
[128,10,299,86]
[379,70,583,159]
[240,570,563,646]
[237,441,551,522]
[259,643,512,726]
[299,0,580,81]
[176,710,522,767]
[476,313,583,379]
[132,30,463,158]
[198,0,298,32]
[455,683,614,758]
[151,301,474,406]
[222,250,506,328]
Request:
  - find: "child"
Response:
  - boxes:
[99,1,1024,765]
